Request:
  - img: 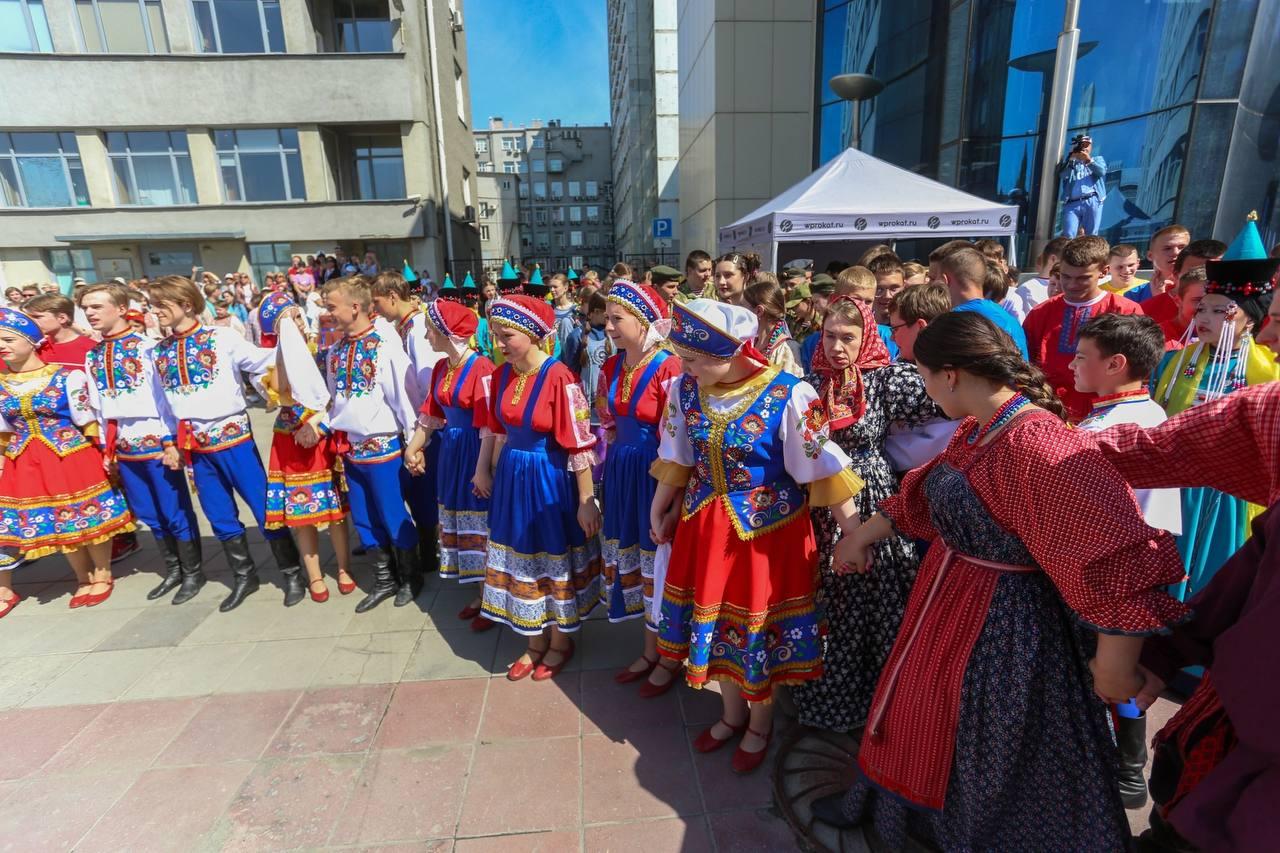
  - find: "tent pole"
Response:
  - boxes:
[770,240,779,273]
[1008,233,1018,268]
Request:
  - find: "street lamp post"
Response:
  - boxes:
[829,73,885,151]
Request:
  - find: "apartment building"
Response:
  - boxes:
[0,0,480,290]
[472,117,615,275]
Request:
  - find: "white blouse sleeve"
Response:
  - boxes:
[381,342,420,440]
[779,379,852,484]
[656,374,694,467]
[65,371,98,428]
[224,328,275,379]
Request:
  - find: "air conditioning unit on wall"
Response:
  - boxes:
[449,8,463,31]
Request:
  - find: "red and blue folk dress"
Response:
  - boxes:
[596,347,682,626]
[652,366,861,702]
[0,366,134,562]
[419,349,495,582]
[481,356,602,635]
[263,390,347,530]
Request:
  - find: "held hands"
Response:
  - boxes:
[471,467,493,499]
[161,445,182,471]
[1132,665,1167,712]
[404,449,426,476]
[834,530,872,574]
[649,502,680,545]
[578,496,602,537]
[294,423,321,449]
[1088,658,1147,705]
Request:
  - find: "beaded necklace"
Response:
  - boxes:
[967,392,1029,445]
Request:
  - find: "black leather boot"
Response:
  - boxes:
[418,526,439,575]
[172,538,205,605]
[393,545,423,607]
[354,548,397,613]
[1116,714,1149,809]
[147,535,183,600]
[269,537,306,607]
[219,534,260,612]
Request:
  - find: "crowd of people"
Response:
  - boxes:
[0,215,1277,850]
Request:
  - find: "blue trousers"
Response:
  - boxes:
[117,457,199,541]
[1062,195,1103,236]
[405,433,440,534]
[190,441,286,542]
[345,456,419,550]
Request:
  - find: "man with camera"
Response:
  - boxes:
[1058,134,1107,236]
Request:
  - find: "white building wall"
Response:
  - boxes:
[676,0,815,262]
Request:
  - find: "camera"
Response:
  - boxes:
[1071,134,1092,154]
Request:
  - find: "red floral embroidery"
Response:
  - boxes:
[746,486,777,511]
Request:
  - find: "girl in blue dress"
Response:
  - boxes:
[480,295,603,681]
[594,281,684,687]
[405,298,496,630]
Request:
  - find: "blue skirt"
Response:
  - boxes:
[436,425,489,582]
[483,440,602,636]
[600,438,659,627]
[1172,486,1246,601]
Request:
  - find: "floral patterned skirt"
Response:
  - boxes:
[265,432,347,530]
[657,499,822,703]
[0,441,134,561]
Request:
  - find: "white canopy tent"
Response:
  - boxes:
[718,148,1020,270]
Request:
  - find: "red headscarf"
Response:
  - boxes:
[810,296,891,430]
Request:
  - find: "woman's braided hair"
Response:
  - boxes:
[914,311,1067,421]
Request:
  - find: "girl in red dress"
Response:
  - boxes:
[259,292,352,604]
[0,307,134,614]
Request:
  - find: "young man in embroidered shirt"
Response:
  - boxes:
[149,276,304,611]
[324,277,422,612]
[1022,235,1144,423]
[82,284,205,603]
[370,270,444,581]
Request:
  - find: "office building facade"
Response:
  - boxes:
[607,0,680,266]
[816,0,1280,261]
[472,118,615,276]
[0,0,479,291]
[675,0,817,259]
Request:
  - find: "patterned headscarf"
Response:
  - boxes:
[489,295,554,342]
[0,307,41,345]
[810,296,891,430]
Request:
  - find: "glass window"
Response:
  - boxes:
[454,62,466,122]
[550,181,562,199]
[514,137,526,151]
[531,158,545,173]
[107,130,196,205]
[515,161,528,174]
[0,0,53,52]
[475,138,488,153]
[517,181,528,198]
[551,206,564,224]
[568,180,580,197]
[480,224,490,241]
[47,248,96,290]
[502,161,515,173]
[215,128,305,202]
[585,180,598,197]
[352,133,404,200]
[0,132,90,208]
[570,230,583,247]
[586,205,599,223]
[532,136,544,149]
[536,233,550,251]
[569,205,582,223]
[477,160,493,172]
[534,209,546,225]
[334,0,391,52]
[548,157,563,171]
[534,181,546,200]
[192,0,284,53]
[501,136,516,151]
[77,0,168,52]
[248,241,291,282]
[461,167,471,206]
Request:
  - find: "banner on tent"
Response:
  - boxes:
[719,210,1017,249]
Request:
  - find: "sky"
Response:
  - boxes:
[464,0,610,129]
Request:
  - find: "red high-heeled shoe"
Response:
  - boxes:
[309,579,330,603]
[470,614,496,632]
[336,572,356,595]
[532,638,575,682]
[693,718,749,754]
[84,579,114,608]
[69,586,92,609]
[731,725,773,774]
[0,592,21,619]
[458,602,482,620]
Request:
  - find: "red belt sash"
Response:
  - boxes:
[104,419,119,465]
[859,546,1037,810]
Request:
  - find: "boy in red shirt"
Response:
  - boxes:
[1142,238,1227,333]
[25,294,95,369]
[1022,235,1143,422]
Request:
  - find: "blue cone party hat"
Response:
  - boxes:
[1223,210,1267,261]
[500,259,519,280]
[461,271,476,290]
[439,273,457,291]
[567,268,578,281]
[529,266,544,286]
[402,260,418,282]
